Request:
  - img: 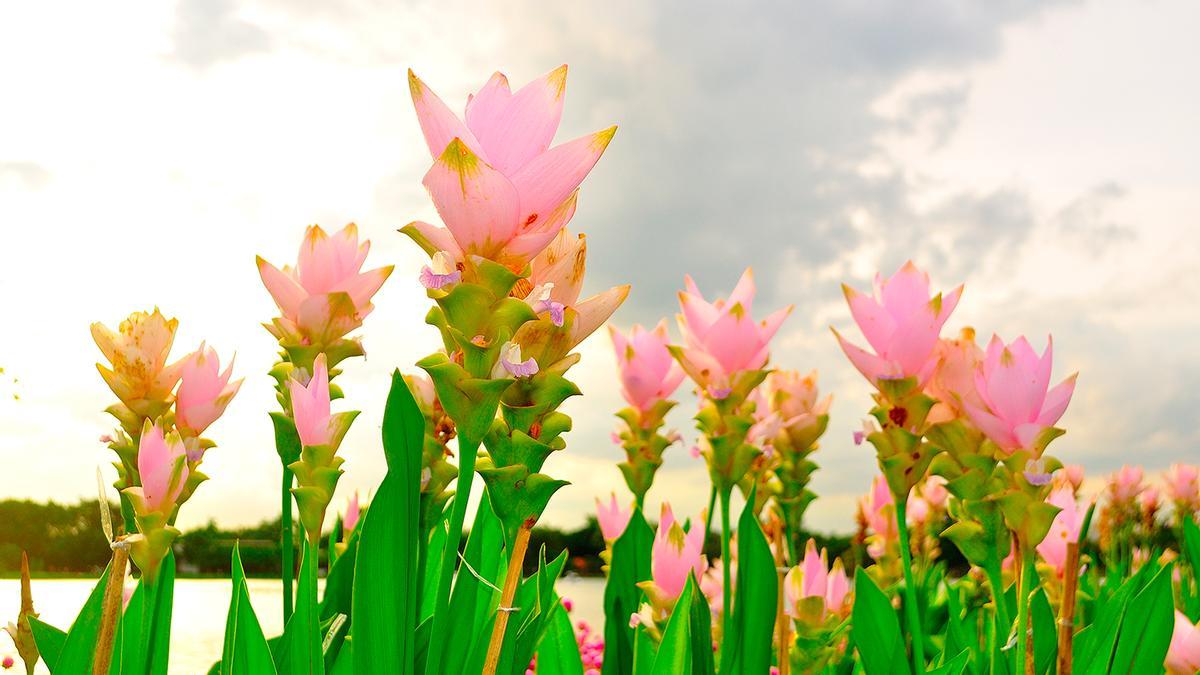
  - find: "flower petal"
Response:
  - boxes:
[466,65,567,175]
[409,70,486,160]
[510,127,616,231]
[422,139,521,255]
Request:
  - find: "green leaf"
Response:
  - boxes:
[222,543,278,675]
[28,617,66,671]
[319,529,359,621]
[352,371,423,675]
[927,649,971,675]
[631,624,657,675]
[651,575,710,675]
[53,560,111,673]
[1109,563,1175,674]
[719,494,776,674]
[271,412,303,465]
[852,567,911,675]
[443,493,506,674]
[282,540,324,675]
[602,507,654,675]
[1029,588,1057,675]
[533,604,585,675]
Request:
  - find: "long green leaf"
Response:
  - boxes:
[352,371,423,675]
[28,617,66,671]
[221,543,278,675]
[602,507,653,675]
[718,495,776,674]
[852,567,911,675]
[650,574,712,675]
[443,493,506,674]
[1029,588,1057,675]
[54,561,112,672]
[319,529,359,622]
[1109,563,1175,674]
[535,604,585,675]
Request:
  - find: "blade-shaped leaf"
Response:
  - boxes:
[222,543,278,675]
[352,371,423,675]
[718,494,776,674]
[852,567,911,675]
[602,507,653,675]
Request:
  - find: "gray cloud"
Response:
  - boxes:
[1053,182,1136,254]
[170,0,271,69]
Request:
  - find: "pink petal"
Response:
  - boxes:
[570,286,630,350]
[844,284,896,356]
[404,220,463,260]
[257,257,306,319]
[964,400,1019,451]
[466,65,567,175]
[833,329,894,385]
[1036,373,1077,427]
[408,70,486,161]
[422,139,521,255]
[503,192,579,265]
[880,261,932,320]
[509,127,616,233]
[727,268,756,313]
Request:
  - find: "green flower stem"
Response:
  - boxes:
[1016,545,1036,675]
[719,487,733,642]
[281,465,295,622]
[984,561,1011,675]
[895,500,926,674]
[423,429,481,675]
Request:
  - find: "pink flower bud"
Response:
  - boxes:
[609,321,685,412]
[651,504,707,601]
[1167,611,1200,674]
[595,493,632,542]
[175,344,242,438]
[288,354,334,447]
[137,423,188,514]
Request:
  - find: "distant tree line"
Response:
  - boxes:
[1,498,868,578]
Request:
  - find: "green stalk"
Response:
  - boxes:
[1015,545,1036,675]
[894,500,926,674]
[291,537,324,675]
[718,487,733,641]
[984,561,1011,675]
[281,465,295,622]
[423,429,481,675]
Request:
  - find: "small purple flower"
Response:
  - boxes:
[526,283,566,327]
[419,252,461,290]
[1024,459,1053,486]
[492,342,539,379]
[706,385,732,400]
[853,430,866,446]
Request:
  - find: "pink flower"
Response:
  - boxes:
[651,504,707,601]
[610,321,686,413]
[907,497,931,525]
[91,308,185,417]
[1165,464,1200,507]
[257,224,393,347]
[344,492,360,533]
[1167,611,1200,674]
[595,493,633,542]
[406,373,437,411]
[672,269,792,394]
[175,344,242,438]
[699,563,727,616]
[860,475,897,559]
[926,327,984,423]
[2,655,12,669]
[1036,488,1086,576]
[137,423,188,514]
[835,262,963,387]
[288,354,334,447]
[963,335,1077,454]
[784,540,851,618]
[406,67,616,269]
[922,475,949,509]
[514,230,630,367]
[1058,464,1086,492]
[1108,465,1145,503]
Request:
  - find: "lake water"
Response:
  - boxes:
[0,576,606,673]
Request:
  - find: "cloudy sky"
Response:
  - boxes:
[1,0,1197,534]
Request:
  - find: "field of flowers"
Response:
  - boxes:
[4,66,1200,675]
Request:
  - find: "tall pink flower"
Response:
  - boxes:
[288,355,334,447]
[136,423,188,514]
[650,504,707,601]
[963,335,1077,454]
[1036,488,1087,576]
[406,67,616,269]
[1108,465,1145,503]
[1167,611,1200,675]
[175,344,242,438]
[1165,464,1200,509]
[784,540,851,619]
[595,493,633,542]
[834,262,962,387]
[344,492,361,533]
[672,269,792,396]
[860,475,898,559]
[257,224,393,347]
[610,321,685,413]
